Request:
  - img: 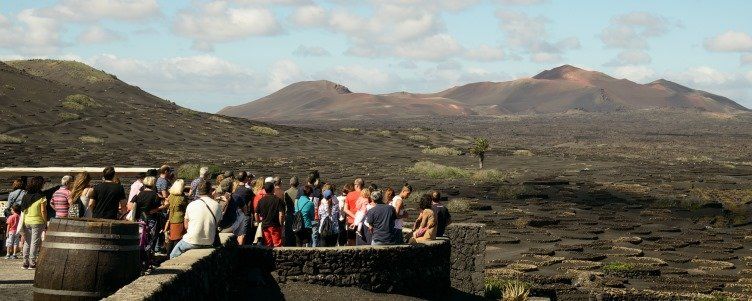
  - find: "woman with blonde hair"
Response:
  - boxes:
[68,172,93,218]
[163,179,187,254]
[353,187,372,246]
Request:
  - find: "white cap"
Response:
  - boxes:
[264,177,274,183]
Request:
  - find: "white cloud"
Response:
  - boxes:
[742,54,752,65]
[318,65,399,92]
[292,45,331,56]
[673,66,736,86]
[605,50,652,66]
[612,65,655,82]
[266,60,304,92]
[747,70,752,83]
[704,31,752,52]
[465,45,504,61]
[600,12,670,50]
[233,0,312,4]
[0,10,62,55]
[393,34,463,61]
[495,11,579,62]
[290,5,327,26]
[77,25,124,44]
[40,0,160,22]
[173,2,282,51]
[88,54,261,109]
[600,12,673,66]
[498,0,546,4]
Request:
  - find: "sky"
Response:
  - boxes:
[1,0,752,112]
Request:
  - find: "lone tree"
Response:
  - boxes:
[469,138,490,169]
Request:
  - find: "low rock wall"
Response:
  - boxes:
[445,223,486,296]
[237,239,451,299]
[107,224,486,300]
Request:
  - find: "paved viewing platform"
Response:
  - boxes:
[0,257,34,300]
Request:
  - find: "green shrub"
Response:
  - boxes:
[177,108,199,116]
[405,189,430,205]
[79,135,103,143]
[602,262,634,272]
[0,134,24,144]
[176,164,222,180]
[250,125,279,136]
[485,278,530,300]
[408,134,428,142]
[209,115,231,123]
[340,128,359,133]
[59,112,80,121]
[408,161,469,179]
[513,149,534,156]
[446,198,472,212]
[62,94,99,110]
[498,185,524,200]
[372,130,391,137]
[422,147,462,156]
[3,84,14,90]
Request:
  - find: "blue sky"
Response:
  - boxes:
[1,0,751,112]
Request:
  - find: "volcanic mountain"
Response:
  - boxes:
[218,65,748,120]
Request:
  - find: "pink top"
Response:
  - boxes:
[6,213,19,233]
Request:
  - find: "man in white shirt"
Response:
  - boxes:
[169,180,222,259]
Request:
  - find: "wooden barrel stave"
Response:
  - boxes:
[34,218,140,301]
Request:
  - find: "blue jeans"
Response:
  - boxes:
[169,239,210,259]
[311,221,320,247]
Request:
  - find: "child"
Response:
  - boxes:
[5,205,20,259]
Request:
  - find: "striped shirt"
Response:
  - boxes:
[51,187,71,218]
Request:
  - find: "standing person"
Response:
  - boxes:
[68,172,93,218]
[4,178,26,217]
[19,176,47,269]
[318,189,340,247]
[283,176,299,246]
[390,184,412,244]
[232,171,253,245]
[343,178,363,246]
[164,180,187,255]
[431,191,452,237]
[336,184,351,246]
[189,167,210,200]
[156,165,173,201]
[251,178,266,212]
[409,194,437,244]
[255,182,285,248]
[273,177,285,200]
[217,178,246,245]
[5,205,21,259]
[154,166,173,254]
[132,177,160,269]
[50,176,72,218]
[128,172,146,205]
[353,188,373,246]
[293,185,315,247]
[89,167,126,219]
[364,190,397,246]
[170,180,222,259]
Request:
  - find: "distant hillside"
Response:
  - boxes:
[0,59,419,170]
[218,65,749,120]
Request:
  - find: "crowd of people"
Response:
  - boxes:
[2,166,453,271]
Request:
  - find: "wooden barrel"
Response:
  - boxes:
[33,218,140,301]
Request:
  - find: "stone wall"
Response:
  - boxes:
[445,223,486,296]
[105,234,238,301]
[107,224,486,300]
[236,239,451,299]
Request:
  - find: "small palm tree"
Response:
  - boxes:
[469,138,490,169]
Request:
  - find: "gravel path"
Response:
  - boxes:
[0,256,34,301]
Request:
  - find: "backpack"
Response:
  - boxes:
[291,199,306,233]
[319,199,335,238]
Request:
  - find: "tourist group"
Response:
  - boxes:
[3,166,452,271]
